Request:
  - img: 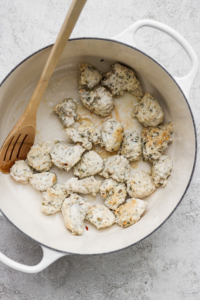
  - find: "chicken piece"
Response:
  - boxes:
[73,150,104,179]
[86,204,115,229]
[50,141,85,171]
[101,119,124,152]
[79,86,114,117]
[119,131,142,162]
[65,176,102,196]
[101,63,143,99]
[79,63,102,89]
[66,124,101,150]
[142,122,174,161]
[41,184,69,215]
[115,198,147,228]
[10,160,33,184]
[27,142,52,172]
[61,194,90,235]
[133,93,164,127]
[152,155,173,187]
[127,170,156,199]
[53,98,79,127]
[100,179,127,210]
[29,172,57,191]
[100,155,130,183]
[74,151,103,178]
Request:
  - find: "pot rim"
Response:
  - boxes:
[0,37,197,255]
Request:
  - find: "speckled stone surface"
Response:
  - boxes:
[0,0,200,299]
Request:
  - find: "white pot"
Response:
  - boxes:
[0,20,198,273]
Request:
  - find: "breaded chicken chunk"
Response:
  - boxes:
[119,131,142,162]
[86,204,115,229]
[10,160,33,184]
[27,142,52,172]
[100,155,130,183]
[101,63,143,99]
[100,179,127,210]
[115,198,147,228]
[79,63,102,89]
[127,170,156,199]
[79,86,114,117]
[133,93,164,127]
[101,119,124,152]
[73,150,104,178]
[152,155,173,187]
[29,172,57,191]
[50,141,85,171]
[142,122,174,161]
[41,184,69,215]
[62,194,90,235]
[66,124,101,150]
[53,98,79,127]
[65,176,102,196]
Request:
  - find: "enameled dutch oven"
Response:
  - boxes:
[0,20,198,273]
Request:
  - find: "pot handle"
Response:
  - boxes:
[114,19,198,97]
[0,241,67,273]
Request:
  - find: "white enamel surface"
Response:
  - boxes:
[0,33,197,257]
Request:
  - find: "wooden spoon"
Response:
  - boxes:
[0,0,87,174]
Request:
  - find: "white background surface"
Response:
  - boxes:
[0,0,200,299]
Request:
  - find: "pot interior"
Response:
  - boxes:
[0,39,196,254]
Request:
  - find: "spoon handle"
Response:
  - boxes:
[26,0,87,119]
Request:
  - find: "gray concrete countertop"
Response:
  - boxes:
[0,0,200,299]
